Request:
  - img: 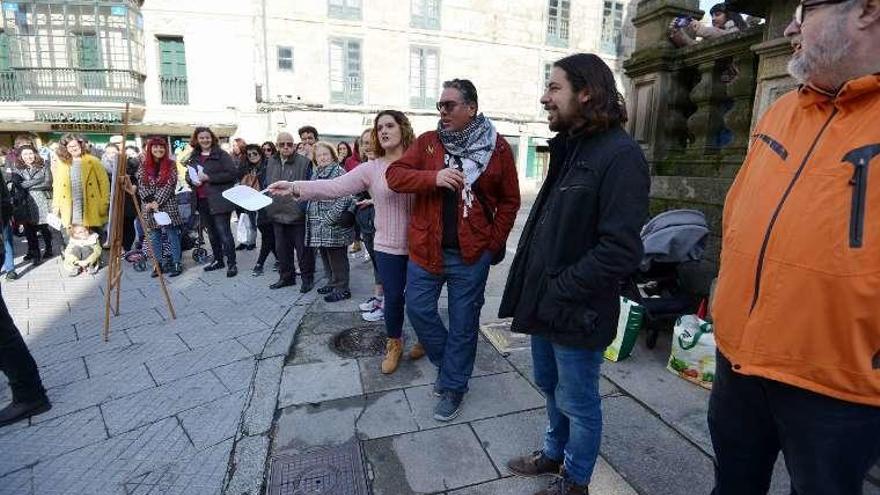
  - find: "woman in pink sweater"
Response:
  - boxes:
[268,110,424,375]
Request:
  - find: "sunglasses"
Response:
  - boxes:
[436,100,462,113]
[278,142,295,147]
[247,151,261,156]
[794,0,849,25]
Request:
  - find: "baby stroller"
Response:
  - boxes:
[175,188,209,264]
[623,209,715,349]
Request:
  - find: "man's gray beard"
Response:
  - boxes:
[787,20,853,87]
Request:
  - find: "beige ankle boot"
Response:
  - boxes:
[382,338,403,374]
[409,342,426,360]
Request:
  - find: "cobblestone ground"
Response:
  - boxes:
[0,230,316,495]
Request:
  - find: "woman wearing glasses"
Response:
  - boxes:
[267,110,426,375]
[240,143,276,276]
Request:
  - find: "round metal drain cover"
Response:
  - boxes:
[331,325,386,358]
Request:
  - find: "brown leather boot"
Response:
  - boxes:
[381,338,403,374]
[507,450,562,477]
[408,342,426,360]
[533,475,589,495]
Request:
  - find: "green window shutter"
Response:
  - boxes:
[77,34,101,69]
[158,37,187,104]
[0,32,10,71]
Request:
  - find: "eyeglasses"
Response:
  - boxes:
[794,0,849,25]
[436,100,462,113]
[246,151,261,156]
[262,147,273,152]
[278,142,295,147]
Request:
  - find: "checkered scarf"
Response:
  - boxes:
[438,113,497,217]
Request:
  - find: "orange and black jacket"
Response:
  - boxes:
[713,74,880,406]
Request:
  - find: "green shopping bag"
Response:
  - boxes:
[667,315,716,389]
[604,297,645,362]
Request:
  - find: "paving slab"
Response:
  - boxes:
[358,351,437,394]
[224,434,270,495]
[39,356,89,390]
[22,323,78,349]
[364,424,498,495]
[101,370,229,435]
[35,364,156,424]
[241,355,284,436]
[31,416,197,495]
[121,438,233,495]
[211,358,256,392]
[85,339,189,377]
[0,406,107,476]
[289,331,351,365]
[179,390,247,450]
[29,332,132,367]
[356,389,420,440]
[274,396,364,454]
[235,328,274,355]
[406,372,544,429]
[145,339,251,384]
[471,408,546,472]
[277,359,363,407]
[0,467,34,495]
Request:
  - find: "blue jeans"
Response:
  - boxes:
[406,249,492,394]
[374,251,408,339]
[532,334,604,485]
[148,226,181,264]
[2,223,14,272]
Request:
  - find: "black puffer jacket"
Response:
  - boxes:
[499,126,650,350]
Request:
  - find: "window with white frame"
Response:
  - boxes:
[409,46,438,109]
[546,0,570,46]
[329,38,362,104]
[411,0,441,29]
[601,1,625,55]
[328,0,361,20]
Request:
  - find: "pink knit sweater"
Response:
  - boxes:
[295,159,413,256]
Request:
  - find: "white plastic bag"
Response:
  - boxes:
[667,315,716,389]
[235,213,256,245]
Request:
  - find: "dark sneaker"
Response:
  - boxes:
[317,285,334,295]
[323,290,351,303]
[299,280,314,293]
[204,260,225,272]
[270,278,295,290]
[235,243,247,251]
[5,270,19,281]
[0,397,52,427]
[533,474,589,495]
[433,390,463,422]
[252,264,264,276]
[169,263,183,277]
[226,264,238,277]
[508,450,562,478]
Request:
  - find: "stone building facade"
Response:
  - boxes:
[0,0,637,192]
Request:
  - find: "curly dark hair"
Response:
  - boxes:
[554,53,628,135]
[56,133,90,163]
[14,144,45,170]
[189,126,219,153]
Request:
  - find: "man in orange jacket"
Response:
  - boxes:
[710,1,880,493]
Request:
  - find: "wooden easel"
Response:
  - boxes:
[103,104,176,341]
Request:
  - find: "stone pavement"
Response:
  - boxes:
[0,230,316,495]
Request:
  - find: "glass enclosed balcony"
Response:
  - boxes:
[0,0,146,104]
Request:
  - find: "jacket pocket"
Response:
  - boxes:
[535,273,600,336]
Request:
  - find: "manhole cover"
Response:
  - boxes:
[268,441,369,495]
[331,325,386,358]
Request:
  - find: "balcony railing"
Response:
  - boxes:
[160,75,189,105]
[0,68,145,104]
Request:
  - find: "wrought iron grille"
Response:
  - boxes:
[0,0,146,103]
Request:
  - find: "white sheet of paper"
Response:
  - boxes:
[222,185,273,211]
[46,213,62,231]
[187,165,203,186]
[153,211,172,226]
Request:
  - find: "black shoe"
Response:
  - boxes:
[204,260,225,272]
[30,254,43,266]
[317,285,334,295]
[252,264,264,276]
[507,450,563,478]
[299,280,314,293]
[169,263,183,277]
[270,278,296,289]
[324,289,351,302]
[272,261,280,271]
[246,244,256,251]
[235,243,247,251]
[0,397,52,427]
[5,270,19,281]
[23,252,33,262]
[226,264,238,277]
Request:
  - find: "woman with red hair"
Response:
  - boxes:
[137,137,184,277]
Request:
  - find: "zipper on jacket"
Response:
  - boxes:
[749,108,839,315]
[843,144,880,248]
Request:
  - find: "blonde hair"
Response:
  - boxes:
[311,141,339,165]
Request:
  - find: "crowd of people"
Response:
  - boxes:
[2,3,880,491]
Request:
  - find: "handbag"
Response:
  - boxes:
[335,203,356,228]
